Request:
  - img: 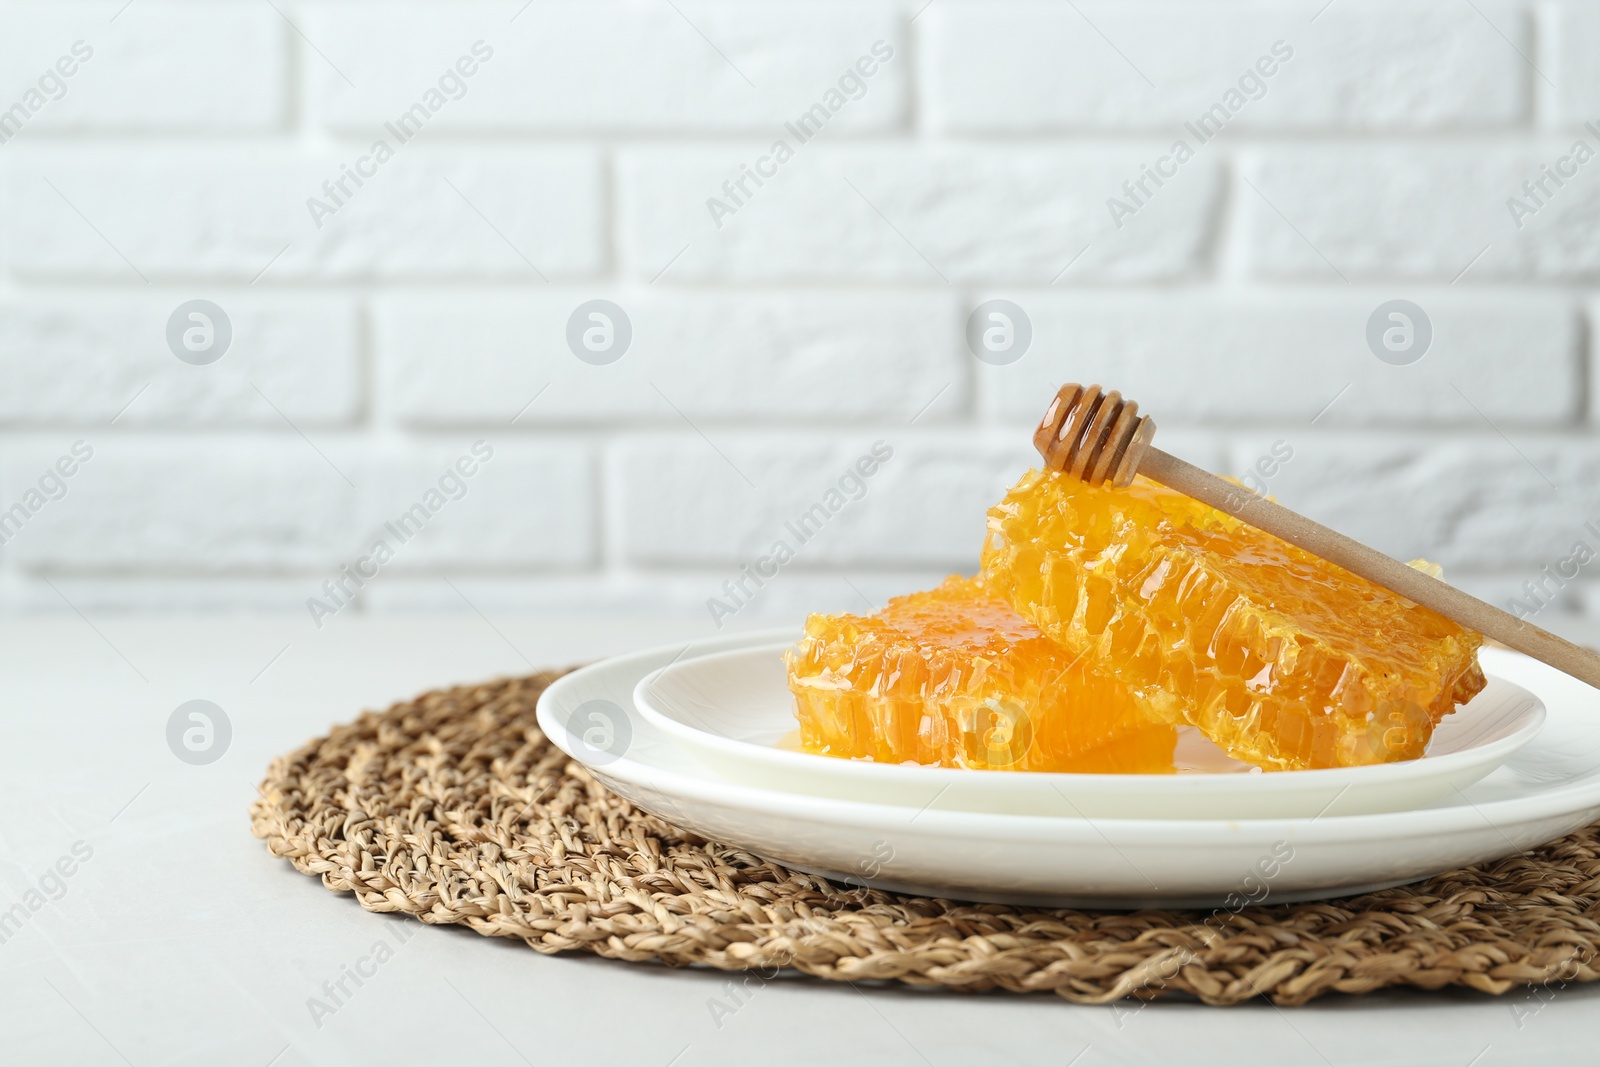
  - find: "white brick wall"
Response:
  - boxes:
[1,0,1597,630]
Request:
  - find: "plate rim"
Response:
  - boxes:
[536,632,1600,841]
[632,640,1547,795]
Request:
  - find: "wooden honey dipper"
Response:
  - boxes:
[1034,383,1600,689]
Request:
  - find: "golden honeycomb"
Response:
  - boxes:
[785,575,1177,772]
[981,470,1487,770]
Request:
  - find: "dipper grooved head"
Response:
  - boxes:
[1033,383,1157,488]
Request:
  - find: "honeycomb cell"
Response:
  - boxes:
[981,470,1486,771]
[785,576,1177,773]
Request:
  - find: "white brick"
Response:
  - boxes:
[364,571,952,629]
[375,290,967,425]
[0,438,359,571]
[305,1,906,133]
[614,432,1044,569]
[1242,147,1600,280]
[0,147,602,281]
[979,292,1579,426]
[1227,433,1600,571]
[354,441,594,570]
[0,296,360,426]
[620,145,1220,283]
[1589,300,1600,425]
[1577,584,1600,620]
[612,430,1223,570]
[362,575,708,615]
[927,1,1526,132]
[1450,572,1589,620]
[0,2,284,134]
[1551,2,1600,126]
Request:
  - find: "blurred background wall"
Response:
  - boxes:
[0,0,1595,631]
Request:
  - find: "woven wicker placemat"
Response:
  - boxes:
[250,669,1600,1006]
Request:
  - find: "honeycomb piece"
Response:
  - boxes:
[981,470,1487,771]
[784,576,1177,772]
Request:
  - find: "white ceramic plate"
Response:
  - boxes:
[536,630,1600,908]
[632,642,1546,819]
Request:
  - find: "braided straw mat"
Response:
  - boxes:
[251,669,1600,1007]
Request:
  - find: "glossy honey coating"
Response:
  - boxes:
[785,576,1177,772]
[981,470,1487,771]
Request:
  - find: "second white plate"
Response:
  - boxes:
[634,641,1546,819]
[539,633,1600,908]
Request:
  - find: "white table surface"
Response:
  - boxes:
[2,611,1598,1067]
